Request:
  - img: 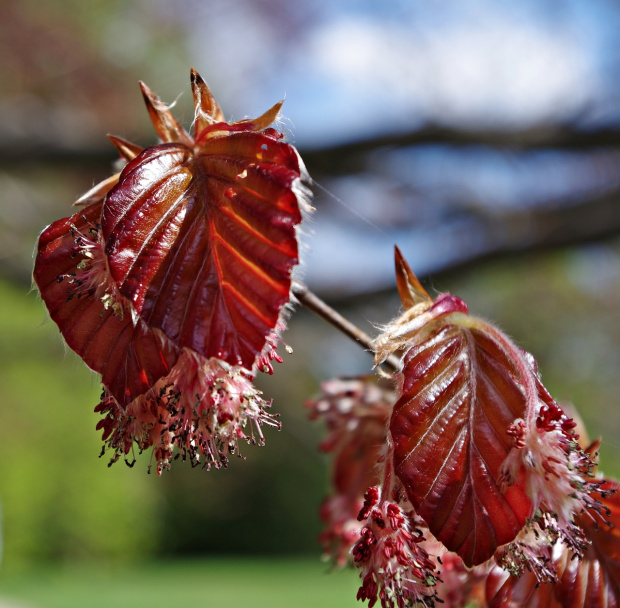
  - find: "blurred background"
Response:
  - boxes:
[1,0,620,605]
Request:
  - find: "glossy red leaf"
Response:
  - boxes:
[34,200,179,404]
[486,567,561,608]
[102,114,307,371]
[382,250,606,570]
[34,70,310,408]
[390,310,533,567]
[376,250,539,567]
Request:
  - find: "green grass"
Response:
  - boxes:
[0,557,361,608]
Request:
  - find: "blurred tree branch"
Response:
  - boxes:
[304,125,620,175]
[2,124,620,167]
[3,121,620,292]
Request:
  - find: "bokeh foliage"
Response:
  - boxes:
[0,278,160,567]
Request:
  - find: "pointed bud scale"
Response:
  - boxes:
[73,174,121,207]
[394,245,431,309]
[238,100,284,133]
[107,134,144,162]
[34,70,311,468]
[139,81,193,146]
[190,67,225,134]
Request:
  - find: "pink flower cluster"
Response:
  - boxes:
[499,396,610,579]
[307,377,394,566]
[353,487,439,608]
[96,349,281,474]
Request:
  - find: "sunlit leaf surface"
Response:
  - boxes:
[34,71,310,406]
[103,131,304,369]
[390,311,532,566]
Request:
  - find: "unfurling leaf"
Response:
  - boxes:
[386,299,533,567]
[376,248,601,568]
[34,200,179,404]
[103,129,306,370]
[34,69,311,470]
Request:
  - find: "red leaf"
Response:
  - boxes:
[382,253,608,573]
[33,201,179,404]
[34,70,310,406]
[377,249,537,566]
[486,567,561,608]
[33,70,310,472]
[102,119,307,371]
[390,308,533,566]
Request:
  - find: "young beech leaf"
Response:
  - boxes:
[34,70,311,472]
[34,69,311,407]
[103,78,309,371]
[376,248,554,567]
[102,131,305,370]
[377,249,605,569]
[487,480,620,608]
[388,308,533,567]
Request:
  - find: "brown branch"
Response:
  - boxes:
[292,281,401,373]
